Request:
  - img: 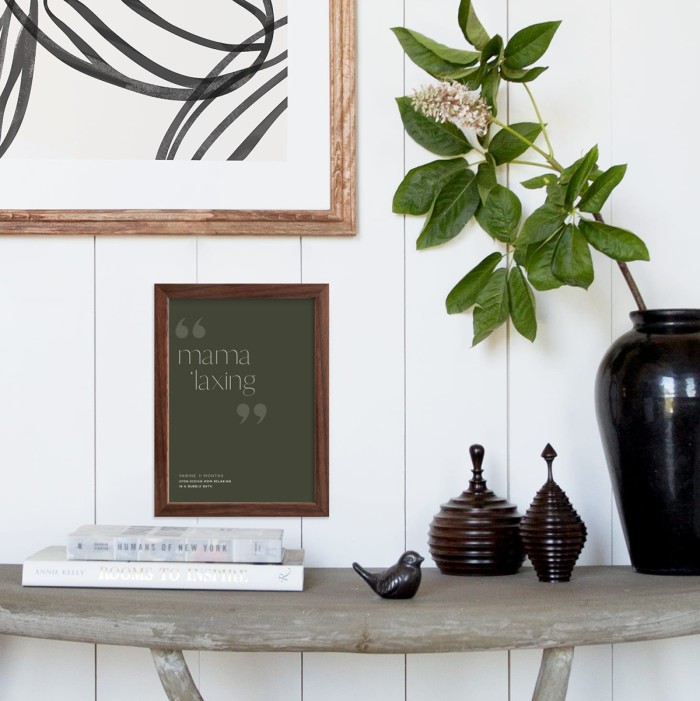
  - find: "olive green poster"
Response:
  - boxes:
[155,284,329,517]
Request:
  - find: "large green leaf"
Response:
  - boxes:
[560,155,602,185]
[565,145,598,207]
[393,158,469,215]
[476,156,497,201]
[472,268,509,345]
[552,223,594,289]
[458,0,490,50]
[500,64,548,83]
[513,243,529,267]
[524,236,565,291]
[417,169,480,249]
[446,252,503,314]
[480,64,501,115]
[545,181,566,207]
[481,34,504,64]
[396,97,472,157]
[442,65,482,83]
[391,28,480,77]
[475,184,522,242]
[504,21,561,69]
[521,173,558,190]
[488,122,543,165]
[578,219,650,262]
[578,164,627,213]
[516,202,567,245]
[508,266,537,341]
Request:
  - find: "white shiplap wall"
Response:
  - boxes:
[2,1,700,699]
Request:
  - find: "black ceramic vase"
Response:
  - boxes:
[595,309,700,574]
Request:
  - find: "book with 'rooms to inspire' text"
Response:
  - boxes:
[22,546,304,591]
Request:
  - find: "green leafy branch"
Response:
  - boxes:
[392,0,648,345]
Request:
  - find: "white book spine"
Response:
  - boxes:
[23,547,303,591]
[66,525,284,563]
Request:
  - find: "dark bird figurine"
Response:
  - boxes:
[352,551,424,599]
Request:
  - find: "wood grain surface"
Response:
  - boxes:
[5,566,700,654]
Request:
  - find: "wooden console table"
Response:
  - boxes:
[3,565,700,701]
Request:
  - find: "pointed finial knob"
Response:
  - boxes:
[541,443,557,481]
[541,443,557,460]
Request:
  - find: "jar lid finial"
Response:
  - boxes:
[541,443,557,482]
[469,444,487,492]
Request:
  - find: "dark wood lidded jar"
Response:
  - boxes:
[519,444,587,582]
[428,444,524,575]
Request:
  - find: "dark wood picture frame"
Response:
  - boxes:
[155,283,329,517]
[0,1,355,236]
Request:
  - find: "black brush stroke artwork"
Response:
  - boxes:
[0,0,288,160]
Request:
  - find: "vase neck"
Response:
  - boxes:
[631,309,700,334]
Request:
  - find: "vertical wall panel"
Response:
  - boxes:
[611,1,700,311]
[0,237,95,701]
[0,237,95,554]
[197,238,300,282]
[0,638,95,701]
[613,637,700,701]
[407,652,508,701]
[199,652,301,701]
[304,654,405,701]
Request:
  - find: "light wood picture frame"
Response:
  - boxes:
[0,1,355,236]
[154,283,329,517]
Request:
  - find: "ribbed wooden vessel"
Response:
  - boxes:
[429,445,524,576]
[520,444,587,583]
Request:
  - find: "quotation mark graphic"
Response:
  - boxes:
[176,317,206,339]
[237,403,267,424]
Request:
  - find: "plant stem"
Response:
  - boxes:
[593,212,647,311]
[511,159,558,170]
[523,84,555,159]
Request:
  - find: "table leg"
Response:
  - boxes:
[532,646,575,701]
[151,649,205,701]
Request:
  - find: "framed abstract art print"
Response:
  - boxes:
[0,0,355,235]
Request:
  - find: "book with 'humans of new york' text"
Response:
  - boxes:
[23,547,303,591]
[67,524,283,563]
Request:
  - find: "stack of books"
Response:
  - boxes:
[22,525,304,591]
